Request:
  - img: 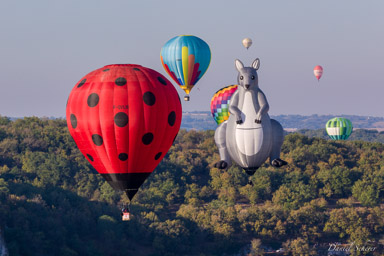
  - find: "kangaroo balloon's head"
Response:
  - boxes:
[235,59,260,91]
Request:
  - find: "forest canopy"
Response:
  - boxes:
[0,116,383,256]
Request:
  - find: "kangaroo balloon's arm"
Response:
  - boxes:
[256,89,269,122]
[229,91,243,124]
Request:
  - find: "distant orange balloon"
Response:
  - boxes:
[314,65,323,81]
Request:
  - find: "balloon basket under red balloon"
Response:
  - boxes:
[121,202,131,221]
[122,212,130,221]
[184,95,190,101]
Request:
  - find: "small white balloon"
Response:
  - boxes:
[242,38,252,49]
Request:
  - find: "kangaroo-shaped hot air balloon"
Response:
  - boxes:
[161,35,211,101]
[66,64,182,203]
[214,59,287,176]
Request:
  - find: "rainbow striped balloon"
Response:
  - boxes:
[325,117,353,140]
[211,85,238,125]
[161,35,211,99]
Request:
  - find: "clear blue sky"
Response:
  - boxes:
[0,1,383,117]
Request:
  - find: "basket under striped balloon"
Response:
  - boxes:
[325,117,353,140]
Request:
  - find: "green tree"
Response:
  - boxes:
[249,238,264,256]
[287,203,326,241]
[352,177,383,207]
[317,166,356,198]
[323,207,383,246]
[283,237,316,256]
[240,169,273,204]
[0,178,9,195]
[272,182,316,210]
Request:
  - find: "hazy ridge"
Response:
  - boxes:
[181,111,384,131]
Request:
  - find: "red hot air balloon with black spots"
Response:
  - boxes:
[66,64,182,202]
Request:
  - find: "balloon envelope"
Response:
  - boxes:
[210,85,238,125]
[314,65,323,81]
[66,64,182,200]
[242,38,252,49]
[326,117,353,140]
[160,35,211,96]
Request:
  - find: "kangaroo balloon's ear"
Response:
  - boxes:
[235,59,244,72]
[252,58,260,70]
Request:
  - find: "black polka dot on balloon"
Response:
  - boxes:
[103,69,110,72]
[87,93,99,107]
[70,114,77,129]
[77,79,86,88]
[143,92,156,106]
[118,153,128,161]
[115,77,127,86]
[168,111,176,126]
[155,152,162,160]
[92,134,103,146]
[114,112,128,127]
[142,133,154,145]
[157,77,167,85]
[133,68,140,71]
[87,154,94,162]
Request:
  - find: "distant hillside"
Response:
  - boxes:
[181,112,384,131]
[295,128,384,144]
[181,111,217,130]
[5,113,384,132]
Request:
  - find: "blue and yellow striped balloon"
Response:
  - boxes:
[325,117,353,140]
[160,35,211,99]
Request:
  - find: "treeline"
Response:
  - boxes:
[180,112,384,130]
[274,114,384,130]
[296,128,384,144]
[0,116,383,255]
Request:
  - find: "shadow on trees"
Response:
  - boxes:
[3,182,240,256]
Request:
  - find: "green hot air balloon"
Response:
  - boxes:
[325,117,353,140]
